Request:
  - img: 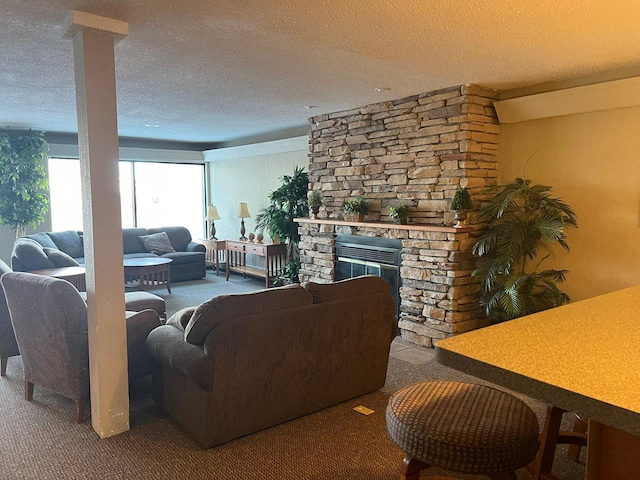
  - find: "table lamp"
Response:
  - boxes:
[236,202,251,240]
[207,205,221,240]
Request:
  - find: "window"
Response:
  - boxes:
[48,158,205,239]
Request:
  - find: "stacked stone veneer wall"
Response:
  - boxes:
[299,84,502,347]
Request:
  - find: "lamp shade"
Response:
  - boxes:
[236,202,251,218]
[207,205,221,220]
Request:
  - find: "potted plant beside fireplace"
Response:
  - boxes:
[343,196,369,222]
[255,166,308,283]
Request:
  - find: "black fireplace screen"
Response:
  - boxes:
[335,235,402,316]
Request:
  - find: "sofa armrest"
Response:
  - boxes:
[146,325,214,390]
[184,241,205,253]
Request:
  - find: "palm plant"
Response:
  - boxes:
[255,166,309,280]
[472,178,578,322]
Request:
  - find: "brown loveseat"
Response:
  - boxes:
[146,275,397,448]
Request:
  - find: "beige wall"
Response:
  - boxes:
[498,105,640,301]
[207,150,309,243]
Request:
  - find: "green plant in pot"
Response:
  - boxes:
[389,204,411,225]
[343,196,369,222]
[0,130,50,239]
[308,190,322,218]
[255,166,309,283]
[472,177,578,323]
[450,186,473,227]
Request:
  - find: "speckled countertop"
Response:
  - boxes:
[435,286,640,436]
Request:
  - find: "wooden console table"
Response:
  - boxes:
[199,239,226,276]
[225,240,286,288]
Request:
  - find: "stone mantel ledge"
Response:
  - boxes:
[294,217,475,234]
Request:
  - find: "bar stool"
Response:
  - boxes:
[386,381,540,480]
[529,406,588,479]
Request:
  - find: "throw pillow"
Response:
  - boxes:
[166,307,197,332]
[43,247,81,267]
[138,232,176,255]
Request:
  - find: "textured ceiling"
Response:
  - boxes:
[2,0,640,146]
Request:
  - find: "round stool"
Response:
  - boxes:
[386,381,540,480]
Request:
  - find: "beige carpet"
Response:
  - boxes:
[0,272,586,479]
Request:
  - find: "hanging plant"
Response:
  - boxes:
[0,131,50,239]
[472,178,578,322]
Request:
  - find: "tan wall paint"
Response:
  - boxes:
[208,150,308,243]
[498,105,640,302]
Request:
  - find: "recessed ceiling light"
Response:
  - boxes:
[304,105,317,109]
[144,123,160,128]
[375,87,391,92]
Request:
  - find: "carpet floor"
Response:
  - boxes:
[0,271,587,479]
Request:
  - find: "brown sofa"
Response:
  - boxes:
[146,275,397,448]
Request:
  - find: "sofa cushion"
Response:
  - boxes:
[184,284,313,345]
[161,251,205,265]
[12,238,55,270]
[123,228,150,254]
[43,248,81,267]
[303,275,390,303]
[27,232,58,249]
[47,230,84,258]
[139,232,176,255]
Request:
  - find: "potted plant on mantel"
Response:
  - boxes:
[343,196,369,222]
[308,190,322,219]
[389,204,411,225]
[0,130,50,239]
[450,186,473,227]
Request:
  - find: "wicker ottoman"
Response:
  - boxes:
[386,381,540,480]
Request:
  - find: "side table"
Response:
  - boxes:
[225,240,286,288]
[199,239,226,276]
[31,266,87,292]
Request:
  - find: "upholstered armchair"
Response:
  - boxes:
[0,259,19,376]
[1,272,161,423]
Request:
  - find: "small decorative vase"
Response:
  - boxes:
[256,233,264,244]
[311,206,320,219]
[454,210,467,227]
[248,233,255,242]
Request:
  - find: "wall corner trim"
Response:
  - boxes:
[203,135,309,162]
[494,76,640,123]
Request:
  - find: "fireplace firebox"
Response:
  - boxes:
[335,235,402,315]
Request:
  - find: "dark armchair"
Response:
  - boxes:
[0,259,19,376]
[1,272,161,423]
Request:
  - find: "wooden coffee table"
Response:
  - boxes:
[123,258,172,293]
[31,266,87,291]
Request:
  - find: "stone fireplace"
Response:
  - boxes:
[297,84,502,347]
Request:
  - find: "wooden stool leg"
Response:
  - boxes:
[528,405,564,479]
[74,397,86,423]
[567,413,588,461]
[400,455,428,480]
[1,355,7,376]
[24,380,34,400]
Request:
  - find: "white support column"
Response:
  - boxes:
[64,12,130,438]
